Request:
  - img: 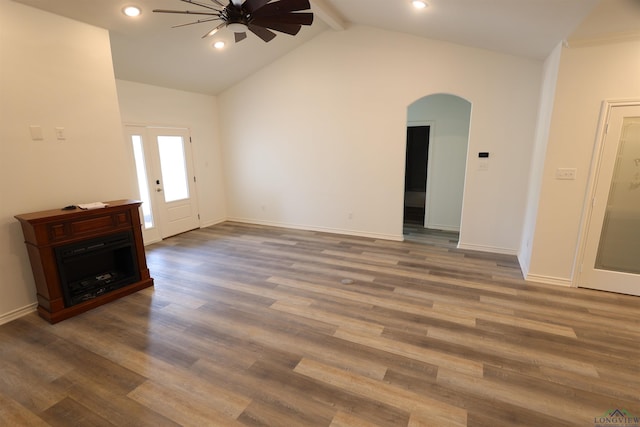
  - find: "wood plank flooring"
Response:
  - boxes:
[1,222,639,426]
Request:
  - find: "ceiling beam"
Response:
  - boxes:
[310,0,347,31]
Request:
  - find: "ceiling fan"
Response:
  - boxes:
[153,0,314,43]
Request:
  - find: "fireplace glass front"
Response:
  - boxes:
[55,231,140,307]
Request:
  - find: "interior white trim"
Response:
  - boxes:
[517,253,530,278]
[228,217,404,242]
[426,224,460,232]
[0,303,37,326]
[526,274,572,287]
[456,242,517,256]
[200,217,227,229]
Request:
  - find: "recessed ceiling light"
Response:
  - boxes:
[213,41,225,49]
[412,1,427,9]
[123,6,141,17]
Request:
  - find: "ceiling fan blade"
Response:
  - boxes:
[179,0,220,12]
[247,24,277,42]
[173,17,220,28]
[252,12,313,26]
[153,9,220,16]
[251,21,301,35]
[201,22,226,38]
[251,0,310,17]
[244,0,270,14]
[235,32,248,43]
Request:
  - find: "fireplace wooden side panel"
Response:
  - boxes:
[15,199,154,324]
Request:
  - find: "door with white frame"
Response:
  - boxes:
[126,125,200,244]
[578,104,640,296]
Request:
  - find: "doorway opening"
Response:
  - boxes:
[403,126,429,225]
[404,94,472,243]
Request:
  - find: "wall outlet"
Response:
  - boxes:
[555,168,576,180]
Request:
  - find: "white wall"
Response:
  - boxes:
[528,39,640,284]
[407,94,471,232]
[219,25,542,250]
[0,1,137,323]
[518,43,563,277]
[115,80,227,227]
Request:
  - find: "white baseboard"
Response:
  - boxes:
[143,218,232,246]
[425,223,460,232]
[525,273,573,287]
[456,242,518,256]
[200,217,227,228]
[517,254,530,277]
[226,217,404,242]
[0,303,37,326]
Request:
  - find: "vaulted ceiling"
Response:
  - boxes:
[12,0,640,95]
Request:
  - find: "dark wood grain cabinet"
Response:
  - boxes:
[15,199,154,324]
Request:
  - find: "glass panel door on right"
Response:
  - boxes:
[580,105,640,296]
[594,116,640,274]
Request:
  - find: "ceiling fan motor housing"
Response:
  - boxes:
[225,2,249,27]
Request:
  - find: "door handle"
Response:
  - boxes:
[156,188,163,192]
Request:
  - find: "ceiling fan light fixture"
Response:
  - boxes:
[412,1,427,9]
[155,0,314,43]
[213,41,225,49]
[227,22,248,33]
[122,6,142,17]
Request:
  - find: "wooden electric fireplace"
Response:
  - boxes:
[15,199,154,323]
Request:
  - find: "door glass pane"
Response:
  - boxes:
[595,117,640,274]
[157,136,190,203]
[131,135,154,229]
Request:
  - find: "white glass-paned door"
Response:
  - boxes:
[594,116,640,274]
[125,125,199,244]
[579,104,640,296]
[148,127,200,239]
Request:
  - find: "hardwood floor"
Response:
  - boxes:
[1,222,639,426]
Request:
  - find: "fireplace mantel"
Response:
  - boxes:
[15,199,154,323]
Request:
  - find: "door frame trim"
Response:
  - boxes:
[574,99,640,287]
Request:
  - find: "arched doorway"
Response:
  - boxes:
[404,94,471,240]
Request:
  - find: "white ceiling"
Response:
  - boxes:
[11,0,640,95]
